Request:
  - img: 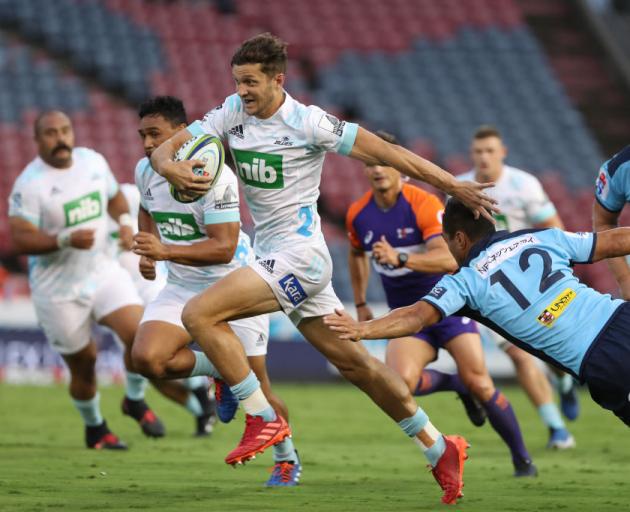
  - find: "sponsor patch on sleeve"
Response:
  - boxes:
[428,286,446,300]
[318,114,345,137]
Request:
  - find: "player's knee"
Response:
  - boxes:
[181,296,212,335]
[462,372,494,402]
[131,344,166,379]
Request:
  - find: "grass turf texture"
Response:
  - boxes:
[1,383,629,511]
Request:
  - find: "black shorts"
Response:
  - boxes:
[581,302,630,425]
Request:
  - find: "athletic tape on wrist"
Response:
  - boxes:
[56,232,71,249]
[118,213,133,227]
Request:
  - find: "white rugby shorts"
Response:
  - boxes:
[250,240,343,326]
[118,250,167,305]
[33,263,143,355]
[141,282,269,356]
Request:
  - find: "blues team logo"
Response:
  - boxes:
[279,273,308,306]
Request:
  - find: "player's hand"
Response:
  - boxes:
[139,255,156,281]
[323,309,364,342]
[160,159,210,194]
[450,180,499,222]
[118,225,134,251]
[372,236,399,267]
[618,274,630,300]
[133,232,169,261]
[356,304,374,322]
[69,229,95,249]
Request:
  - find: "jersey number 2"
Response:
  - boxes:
[297,206,314,237]
[489,248,564,310]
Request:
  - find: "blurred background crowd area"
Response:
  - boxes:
[0,0,629,304]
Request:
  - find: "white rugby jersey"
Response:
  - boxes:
[187,92,359,255]
[8,148,119,298]
[457,165,557,231]
[135,157,254,291]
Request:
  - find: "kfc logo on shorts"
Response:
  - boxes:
[279,273,308,306]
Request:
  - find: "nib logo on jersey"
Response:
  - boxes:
[232,149,284,189]
[152,212,204,241]
[64,191,102,227]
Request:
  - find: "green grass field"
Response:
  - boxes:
[1,383,629,512]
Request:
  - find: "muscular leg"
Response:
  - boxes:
[447,334,533,472]
[63,340,125,448]
[506,345,571,437]
[183,267,448,459]
[385,336,439,394]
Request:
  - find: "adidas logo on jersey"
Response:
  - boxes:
[51,186,62,195]
[228,124,244,139]
[258,259,275,274]
[144,187,154,201]
[274,136,293,146]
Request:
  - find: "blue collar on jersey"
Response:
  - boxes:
[462,228,549,267]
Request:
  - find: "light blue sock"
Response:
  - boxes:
[73,393,104,427]
[184,376,208,390]
[185,393,203,417]
[190,351,221,378]
[273,435,297,462]
[398,407,445,467]
[558,374,574,394]
[125,371,148,401]
[230,371,276,421]
[229,370,260,400]
[398,407,429,437]
[538,403,566,430]
[425,435,447,467]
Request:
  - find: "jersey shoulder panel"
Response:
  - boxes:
[346,190,373,249]
[400,184,444,239]
[605,145,630,178]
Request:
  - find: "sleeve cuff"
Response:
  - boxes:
[204,210,240,225]
[595,194,623,214]
[587,232,598,263]
[187,121,204,138]
[420,298,446,321]
[337,122,359,156]
[530,204,557,224]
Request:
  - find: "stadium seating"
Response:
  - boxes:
[0,0,621,298]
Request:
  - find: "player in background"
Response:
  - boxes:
[148,33,499,504]
[130,95,301,486]
[326,198,630,429]
[347,131,536,477]
[593,145,630,297]
[7,111,160,449]
[107,183,217,437]
[454,126,577,449]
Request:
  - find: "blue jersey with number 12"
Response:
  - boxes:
[422,229,624,378]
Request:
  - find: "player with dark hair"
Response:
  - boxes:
[326,198,630,429]
[347,131,536,476]
[593,145,630,297]
[8,110,164,449]
[148,33,499,504]
[131,95,301,486]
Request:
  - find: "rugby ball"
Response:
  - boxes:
[170,134,224,203]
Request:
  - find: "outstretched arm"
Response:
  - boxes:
[592,226,630,265]
[323,300,442,341]
[348,128,498,221]
[593,202,630,299]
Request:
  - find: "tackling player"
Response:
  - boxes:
[326,198,630,430]
[593,145,630,297]
[147,33,497,504]
[455,126,577,449]
[347,131,536,476]
[7,111,160,449]
[108,183,217,437]
[130,95,301,486]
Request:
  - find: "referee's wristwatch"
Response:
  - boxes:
[397,252,409,268]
